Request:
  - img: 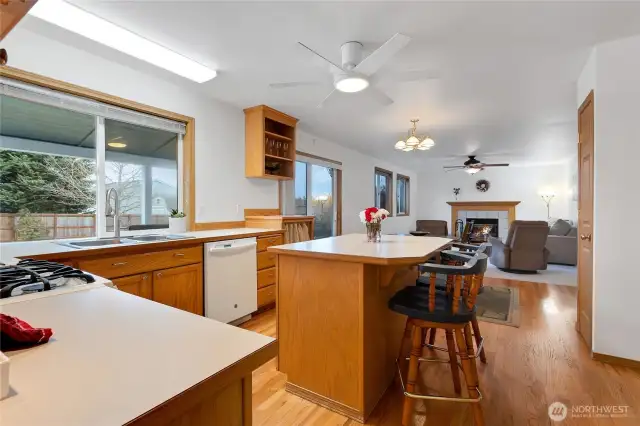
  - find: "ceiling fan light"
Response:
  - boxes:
[402,146,414,152]
[406,135,420,146]
[394,140,407,150]
[466,168,481,174]
[416,143,430,151]
[335,76,369,93]
[421,137,435,148]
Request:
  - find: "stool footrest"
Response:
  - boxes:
[396,359,483,403]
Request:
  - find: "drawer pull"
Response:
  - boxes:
[174,253,185,257]
[142,275,148,280]
[112,262,127,267]
[157,272,162,278]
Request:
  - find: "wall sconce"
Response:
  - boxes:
[540,193,555,219]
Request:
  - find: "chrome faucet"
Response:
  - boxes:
[105,188,121,238]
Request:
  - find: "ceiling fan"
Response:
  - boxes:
[443,156,510,174]
[270,33,436,108]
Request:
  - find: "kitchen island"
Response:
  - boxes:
[268,234,452,422]
[0,285,276,426]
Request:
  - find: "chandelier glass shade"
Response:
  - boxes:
[394,119,435,152]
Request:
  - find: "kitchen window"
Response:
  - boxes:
[0,78,185,242]
[396,174,410,216]
[374,167,393,214]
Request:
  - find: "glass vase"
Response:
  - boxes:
[366,222,382,243]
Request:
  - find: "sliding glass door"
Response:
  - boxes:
[290,159,340,239]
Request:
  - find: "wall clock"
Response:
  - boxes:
[476,179,490,192]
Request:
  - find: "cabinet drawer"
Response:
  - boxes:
[112,273,153,300]
[78,245,203,279]
[257,251,276,271]
[257,235,284,252]
[257,284,276,307]
[257,267,276,289]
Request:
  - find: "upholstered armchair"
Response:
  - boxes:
[415,220,448,237]
[489,221,550,272]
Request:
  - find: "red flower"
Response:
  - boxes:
[364,207,378,223]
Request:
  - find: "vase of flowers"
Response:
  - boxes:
[359,207,389,242]
[169,209,187,234]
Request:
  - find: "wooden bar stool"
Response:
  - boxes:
[389,252,488,426]
[417,243,491,363]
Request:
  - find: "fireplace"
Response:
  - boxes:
[466,218,499,241]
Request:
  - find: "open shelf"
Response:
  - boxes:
[244,105,298,180]
[265,131,292,142]
[265,154,293,162]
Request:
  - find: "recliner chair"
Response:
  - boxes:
[489,220,550,273]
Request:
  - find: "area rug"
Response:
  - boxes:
[484,263,577,287]
[476,286,520,327]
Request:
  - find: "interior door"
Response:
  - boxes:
[577,91,595,350]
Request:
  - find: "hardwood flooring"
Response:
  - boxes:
[242,278,640,425]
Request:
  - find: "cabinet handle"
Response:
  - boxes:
[142,275,148,280]
[112,262,127,267]
[156,272,162,278]
[174,253,185,257]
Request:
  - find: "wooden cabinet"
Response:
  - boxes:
[255,234,283,310]
[80,244,204,315]
[0,0,38,41]
[77,245,202,279]
[244,105,298,180]
[152,263,203,316]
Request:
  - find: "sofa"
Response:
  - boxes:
[489,220,550,273]
[546,219,578,266]
[415,220,448,237]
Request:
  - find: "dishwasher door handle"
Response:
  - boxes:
[208,242,257,255]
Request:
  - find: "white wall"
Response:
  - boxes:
[578,35,640,361]
[417,163,575,233]
[2,24,278,223]
[296,131,418,235]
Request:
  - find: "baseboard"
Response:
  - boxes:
[593,352,640,369]
[285,382,365,422]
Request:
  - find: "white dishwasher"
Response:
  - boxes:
[204,237,257,324]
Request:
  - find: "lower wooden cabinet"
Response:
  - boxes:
[152,263,204,316]
[112,273,153,300]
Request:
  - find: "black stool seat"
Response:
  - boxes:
[389,286,475,324]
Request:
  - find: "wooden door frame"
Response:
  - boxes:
[0,66,198,231]
[576,90,594,347]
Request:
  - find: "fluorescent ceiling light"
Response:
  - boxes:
[29,0,217,83]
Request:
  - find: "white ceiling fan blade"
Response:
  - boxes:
[354,33,411,76]
[367,86,394,106]
[317,89,337,108]
[298,42,344,73]
[444,166,467,169]
[269,81,325,89]
[388,69,440,83]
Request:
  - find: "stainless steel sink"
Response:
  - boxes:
[127,234,194,242]
[57,238,138,249]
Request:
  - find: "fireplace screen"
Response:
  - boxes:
[466,219,499,242]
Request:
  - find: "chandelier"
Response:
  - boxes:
[394,119,435,152]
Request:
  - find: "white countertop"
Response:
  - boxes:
[0,228,276,264]
[269,233,453,265]
[0,286,275,426]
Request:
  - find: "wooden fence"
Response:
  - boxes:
[0,213,168,242]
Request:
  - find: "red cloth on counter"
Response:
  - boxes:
[0,313,53,351]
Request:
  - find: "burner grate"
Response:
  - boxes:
[0,259,95,299]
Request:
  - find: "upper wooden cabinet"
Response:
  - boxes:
[0,0,38,42]
[244,105,298,180]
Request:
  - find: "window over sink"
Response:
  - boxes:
[0,78,184,242]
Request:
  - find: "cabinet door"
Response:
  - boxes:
[0,0,38,41]
[112,273,152,300]
[152,263,203,315]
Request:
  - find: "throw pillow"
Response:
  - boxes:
[550,219,572,236]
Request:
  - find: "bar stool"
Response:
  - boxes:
[418,243,491,363]
[389,252,488,426]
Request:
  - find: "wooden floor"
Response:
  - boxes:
[242,278,640,425]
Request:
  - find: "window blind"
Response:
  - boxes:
[0,77,186,135]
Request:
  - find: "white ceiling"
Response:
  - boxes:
[39,1,640,169]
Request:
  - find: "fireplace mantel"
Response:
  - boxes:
[448,201,521,237]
